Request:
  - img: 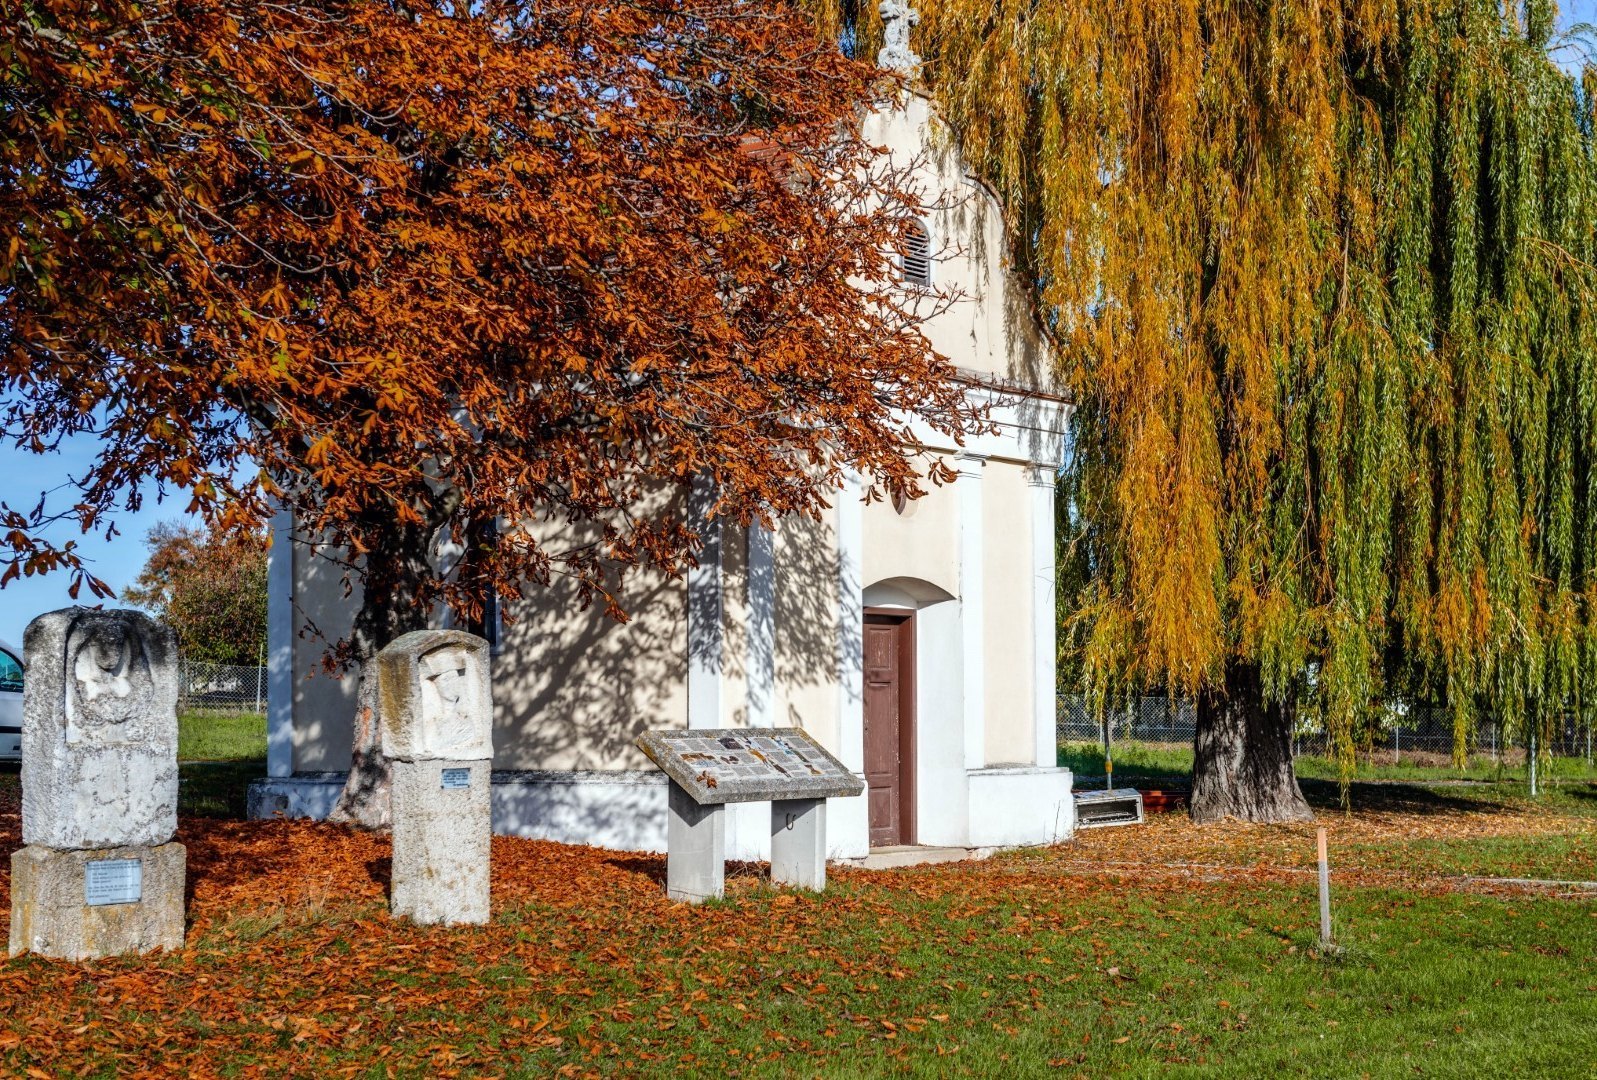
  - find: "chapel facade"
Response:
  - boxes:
[251,13,1076,858]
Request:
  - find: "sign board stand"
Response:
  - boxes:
[770,798,827,891]
[639,728,864,904]
[667,780,726,903]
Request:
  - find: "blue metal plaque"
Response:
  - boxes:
[84,859,142,907]
[440,767,471,790]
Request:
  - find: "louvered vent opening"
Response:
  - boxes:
[902,219,932,287]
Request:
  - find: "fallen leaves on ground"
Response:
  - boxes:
[1039,783,1597,893]
[0,780,1588,1077]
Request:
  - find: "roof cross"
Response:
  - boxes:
[878,0,922,76]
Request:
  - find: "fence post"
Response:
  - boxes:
[1102,711,1113,792]
[1316,827,1333,949]
[1528,723,1538,797]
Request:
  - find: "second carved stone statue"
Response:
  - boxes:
[378,629,494,926]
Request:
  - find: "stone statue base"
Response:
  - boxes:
[9,843,186,960]
[390,758,491,926]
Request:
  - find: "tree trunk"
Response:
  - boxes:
[1190,662,1314,824]
[328,666,391,828]
[327,518,436,830]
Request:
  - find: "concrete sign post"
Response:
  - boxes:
[666,780,726,903]
[11,608,186,959]
[378,630,493,926]
[770,798,828,891]
[637,728,864,903]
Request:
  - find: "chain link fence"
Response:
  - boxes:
[1058,695,1196,746]
[1058,695,1597,766]
[178,659,267,716]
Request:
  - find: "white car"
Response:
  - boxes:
[0,639,21,759]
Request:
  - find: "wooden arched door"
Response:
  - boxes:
[863,610,916,847]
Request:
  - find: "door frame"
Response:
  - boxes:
[863,607,916,846]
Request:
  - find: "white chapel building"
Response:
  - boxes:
[251,19,1076,858]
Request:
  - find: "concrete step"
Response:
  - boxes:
[846,845,988,870]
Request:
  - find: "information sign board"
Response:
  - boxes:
[637,728,863,805]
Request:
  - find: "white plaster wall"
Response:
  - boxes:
[982,461,1036,766]
[290,539,363,772]
[719,523,751,729]
[772,509,845,746]
[967,766,1075,846]
[283,504,853,778]
[911,598,968,846]
[493,569,688,772]
[285,513,692,774]
[861,93,1054,392]
[490,771,668,851]
[493,489,695,770]
[861,480,960,598]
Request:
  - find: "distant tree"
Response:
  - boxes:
[124,523,267,666]
[2,0,978,826]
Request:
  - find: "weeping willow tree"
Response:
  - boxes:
[810,0,1597,820]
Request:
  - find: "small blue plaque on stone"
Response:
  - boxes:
[84,858,142,907]
[440,767,471,790]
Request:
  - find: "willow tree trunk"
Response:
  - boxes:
[327,519,435,830]
[1191,662,1314,824]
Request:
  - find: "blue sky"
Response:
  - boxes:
[1554,0,1597,68]
[0,432,181,646]
[3,2,1596,648]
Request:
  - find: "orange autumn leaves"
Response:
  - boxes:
[0,777,1587,1075]
[1,0,979,630]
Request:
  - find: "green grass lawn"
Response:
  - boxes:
[0,811,1592,1077]
[175,761,262,819]
[1294,752,1597,785]
[1,723,1591,1074]
[175,711,265,819]
[1061,740,1198,782]
[178,709,266,762]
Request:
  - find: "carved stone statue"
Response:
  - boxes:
[377,629,493,763]
[878,0,922,76]
[416,642,488,759]
[64,613,157,746]
[375,629,494,925]
[21,608,179,850]
[12,607,185,959]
